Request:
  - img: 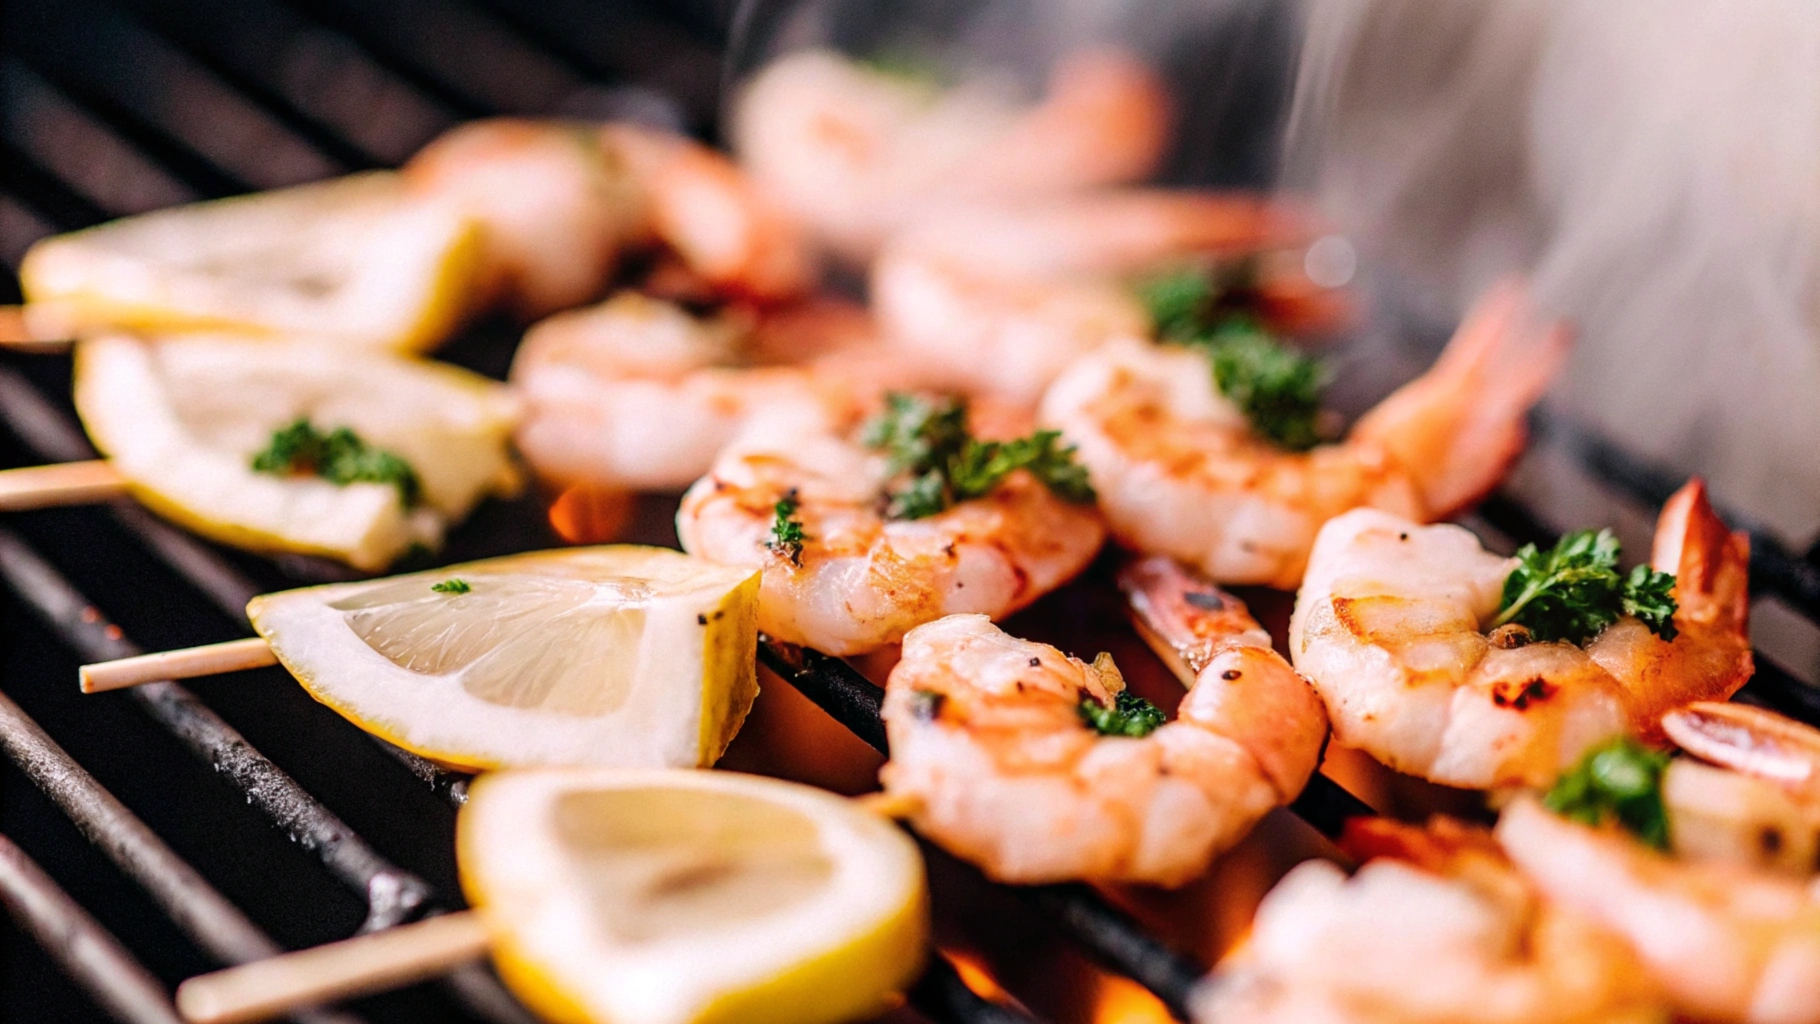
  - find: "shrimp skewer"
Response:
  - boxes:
[1042,281,1566,588]
[510,293,907,491]
[676,398,1105,655]
[874,192,1322,407]
[1497,704,1820,1024]
[1196,816,1665,1023]
[1290,477,1752,789]
[878,556,1326,886]
[733,47,1171,260]
[403,118,815,320]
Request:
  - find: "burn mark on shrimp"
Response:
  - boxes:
[1399,532,1409,541]
[1760,826,1785,857]
[697,614,708,626]
[907,689,946,722]
[1028,657,1041,668]
[1185,591,1226,611]
[1221,669,1242,681]
[943,542,957,558]
[1492,676,1556,711]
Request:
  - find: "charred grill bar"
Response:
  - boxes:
[2,2,1819,1023]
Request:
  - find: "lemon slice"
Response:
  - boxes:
[247,547,762,771]
[459,768,928,1024]
[74,332,519,570]
[19,172,479,352]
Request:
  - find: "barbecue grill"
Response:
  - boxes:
[4,2,1820,1023]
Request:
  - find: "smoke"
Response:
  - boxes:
[1287,0,1820,543]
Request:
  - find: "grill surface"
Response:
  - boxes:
[3,2,1820,1023]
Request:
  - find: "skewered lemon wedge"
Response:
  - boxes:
[247,547,762,771]
[460,768,928,1024]
[18,172,479,352]
[74,332,519,570]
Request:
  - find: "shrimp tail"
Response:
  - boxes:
[1661,701,1820,792]
[1117,554,1271,684]
[1351,280,1572,518]
[1652,478,1751,635]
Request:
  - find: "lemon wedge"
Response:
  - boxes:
[247,547,762,771]
[74,332,519,570]
[19,172,479,352]
[459,768,928,1024]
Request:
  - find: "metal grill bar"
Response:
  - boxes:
[0,832,184,1024]
[0,683,360,1024]
[0,528,539,1024]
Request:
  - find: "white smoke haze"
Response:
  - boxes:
[1289,0,1820,544]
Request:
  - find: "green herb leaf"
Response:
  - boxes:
[1078,690,1167,738]
[1202,330,1327,451]
[861,393,1095,519]
[1491,529,1679,644]
[250,418,421,508]
[1543,736,1673,849]
[1136,260,1266,343]
[431,578,471,594]
[1622,563,1680,642]
[766,489,808,565]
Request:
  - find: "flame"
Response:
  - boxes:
[942,949,1010,1003]
[546,483,633,544]
[1089,974,1172,1024]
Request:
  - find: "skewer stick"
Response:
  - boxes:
[0,305,74,353]
[171,790,925,1024]
[80,637,277,693]
[175,912,491,1024]
[0,460,129,511]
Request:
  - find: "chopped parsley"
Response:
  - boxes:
[1490,529,1679,645]
[861,392,1095,520]
[766,489,807,565]
[1079,690,1167,738]
[1544,736,1672,849]
[1137,263,1328,451]
[431,578,471,594]
[251,418,421,508]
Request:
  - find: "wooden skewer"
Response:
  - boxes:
[0,305,74,353]
[172,788,925,1024]
[175,912,492,1024]
[80,637,278,693]
[0,460,130,511]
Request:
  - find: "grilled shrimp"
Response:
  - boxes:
[510,292,908,491]
[874,192,1321,406]
[404,119,813,318]
[402,119,644,318]
[1041,282,1566,588]
[1289,478,1753,789]
[1196,817,1665,1024]
[1500,793,1820,1024]
[675,408,1104,655]
[879,565,1327,885]
[732,47,1170,259]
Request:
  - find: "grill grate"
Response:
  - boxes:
[3,2,1820,1023]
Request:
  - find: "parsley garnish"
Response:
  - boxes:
[1543,736,1672,849]
[860,393,1095,520]
[251,418,421,508]
[1079,690,1167,738]
[431,578,470,594]
[766,489,807,565]
[1137,263,1328,451]
[1490,529,1679,644]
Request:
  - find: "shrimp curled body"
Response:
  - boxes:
[1040,282,1567,588]
[676,420,1104,655]
[1289,478,1752,789]
[880,567,1326,886]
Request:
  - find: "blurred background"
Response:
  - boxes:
[3,0,1819,1020]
